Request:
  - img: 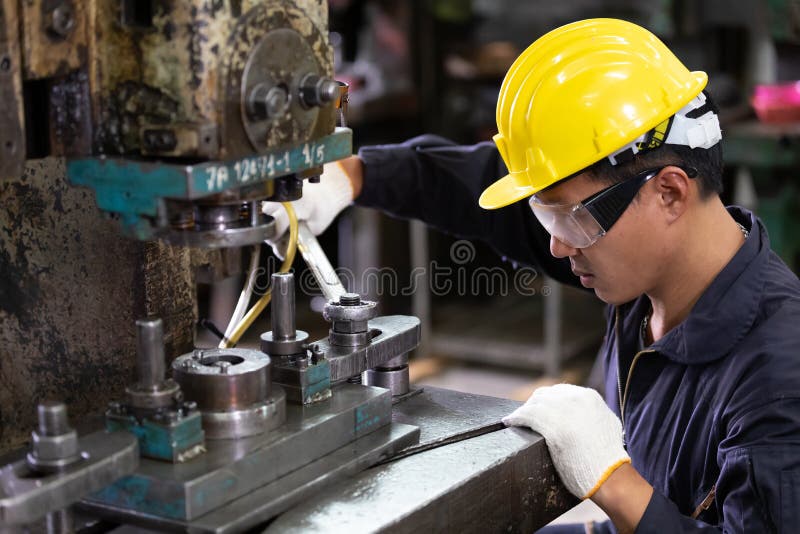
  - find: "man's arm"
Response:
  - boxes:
[504,386,800,533]
[350,135,578,286]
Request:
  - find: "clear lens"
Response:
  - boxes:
[529,197,605,249]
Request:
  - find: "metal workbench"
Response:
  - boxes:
[264,386,576,533]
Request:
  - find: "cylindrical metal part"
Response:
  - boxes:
[328,330,370,347]
[339,293,361,306]
[249,201,260,227]
[136,317,165,390]
[380,354,409,369]
[172,348,284,440]
[172,349,271,411]
[28,402,82,474]
[363,366,410,396]
[38,401,69,436]
[46,508,73,534]
[271,273,296,340]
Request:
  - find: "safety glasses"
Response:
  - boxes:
[529,166,697,249]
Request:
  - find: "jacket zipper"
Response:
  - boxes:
[614,308,656,447]
[621,349,655,428]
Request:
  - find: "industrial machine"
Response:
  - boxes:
[0,1,573,531]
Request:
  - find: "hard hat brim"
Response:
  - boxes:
[478,174,540,209]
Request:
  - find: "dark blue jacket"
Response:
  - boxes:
[356,135,800,533]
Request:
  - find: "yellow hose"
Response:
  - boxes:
[221,202,298,348]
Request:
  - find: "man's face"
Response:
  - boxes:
[534,172,669,305]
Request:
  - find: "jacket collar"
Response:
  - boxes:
[620,207,767,365]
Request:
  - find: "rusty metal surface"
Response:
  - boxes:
[0,0,26,179]
[266,387,578,533]
[20,0,87,79]
[221,0,335,158]
[0,158,221,455]
[85,0,334,159]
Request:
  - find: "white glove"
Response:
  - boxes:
[263,161,354,259]
[503,384,630,499]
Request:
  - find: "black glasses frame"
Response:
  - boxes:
[581,165,698,232]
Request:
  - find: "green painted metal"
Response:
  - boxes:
[66,128,352,239]
[91,476,188,520]
[106,412,205,463]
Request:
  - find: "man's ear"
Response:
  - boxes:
[653,166,691,223]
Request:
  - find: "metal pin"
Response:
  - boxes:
[271,273,296,340]
[38,401,69,436]
[136,318,165,389]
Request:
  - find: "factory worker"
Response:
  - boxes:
[265,19,800,533]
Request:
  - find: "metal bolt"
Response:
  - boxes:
[247,84,289,120]
[311,344,325,362]
[215,361,231,374]
[318,79,340,104]
[266,86,289,117]
[47,2,75,38]
[38,401,69,436]
[339,293,361,306]
[193,349,205,360]
[183,401,197,412]
[298,74,339,108]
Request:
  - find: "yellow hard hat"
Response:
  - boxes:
[479,18,708,209]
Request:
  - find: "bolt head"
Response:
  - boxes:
[47,3,75,38]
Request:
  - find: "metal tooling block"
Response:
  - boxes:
[81,384,396,522]
[105,411,205,463]
[266,387,578,533]
[78,423,420,533]
[0,431,139,526]
[272,358,332,404]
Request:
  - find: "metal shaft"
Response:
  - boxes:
[271,273,296,340]
[136,317,165,389]
[46,508,73,534]
[38,401,69,436]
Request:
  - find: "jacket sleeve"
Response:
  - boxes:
[355,134,579,287]
[637,397,800,533]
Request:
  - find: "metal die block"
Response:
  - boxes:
[82,385,393,522]
[77,423,420,534]
[0,431,139,526]
[105,411,205,464]
[273,358,332,405]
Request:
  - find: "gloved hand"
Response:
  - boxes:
[502,384,630,499]
[263,161,354,259]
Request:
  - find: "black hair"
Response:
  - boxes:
[585,91,724,200]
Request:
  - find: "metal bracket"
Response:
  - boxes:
[0,431,139,526]
[0,0,26,181]
[66,127,352,240]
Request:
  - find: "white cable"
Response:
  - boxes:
[219,244,261,348]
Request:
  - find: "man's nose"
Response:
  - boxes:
[550,235,579,258]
